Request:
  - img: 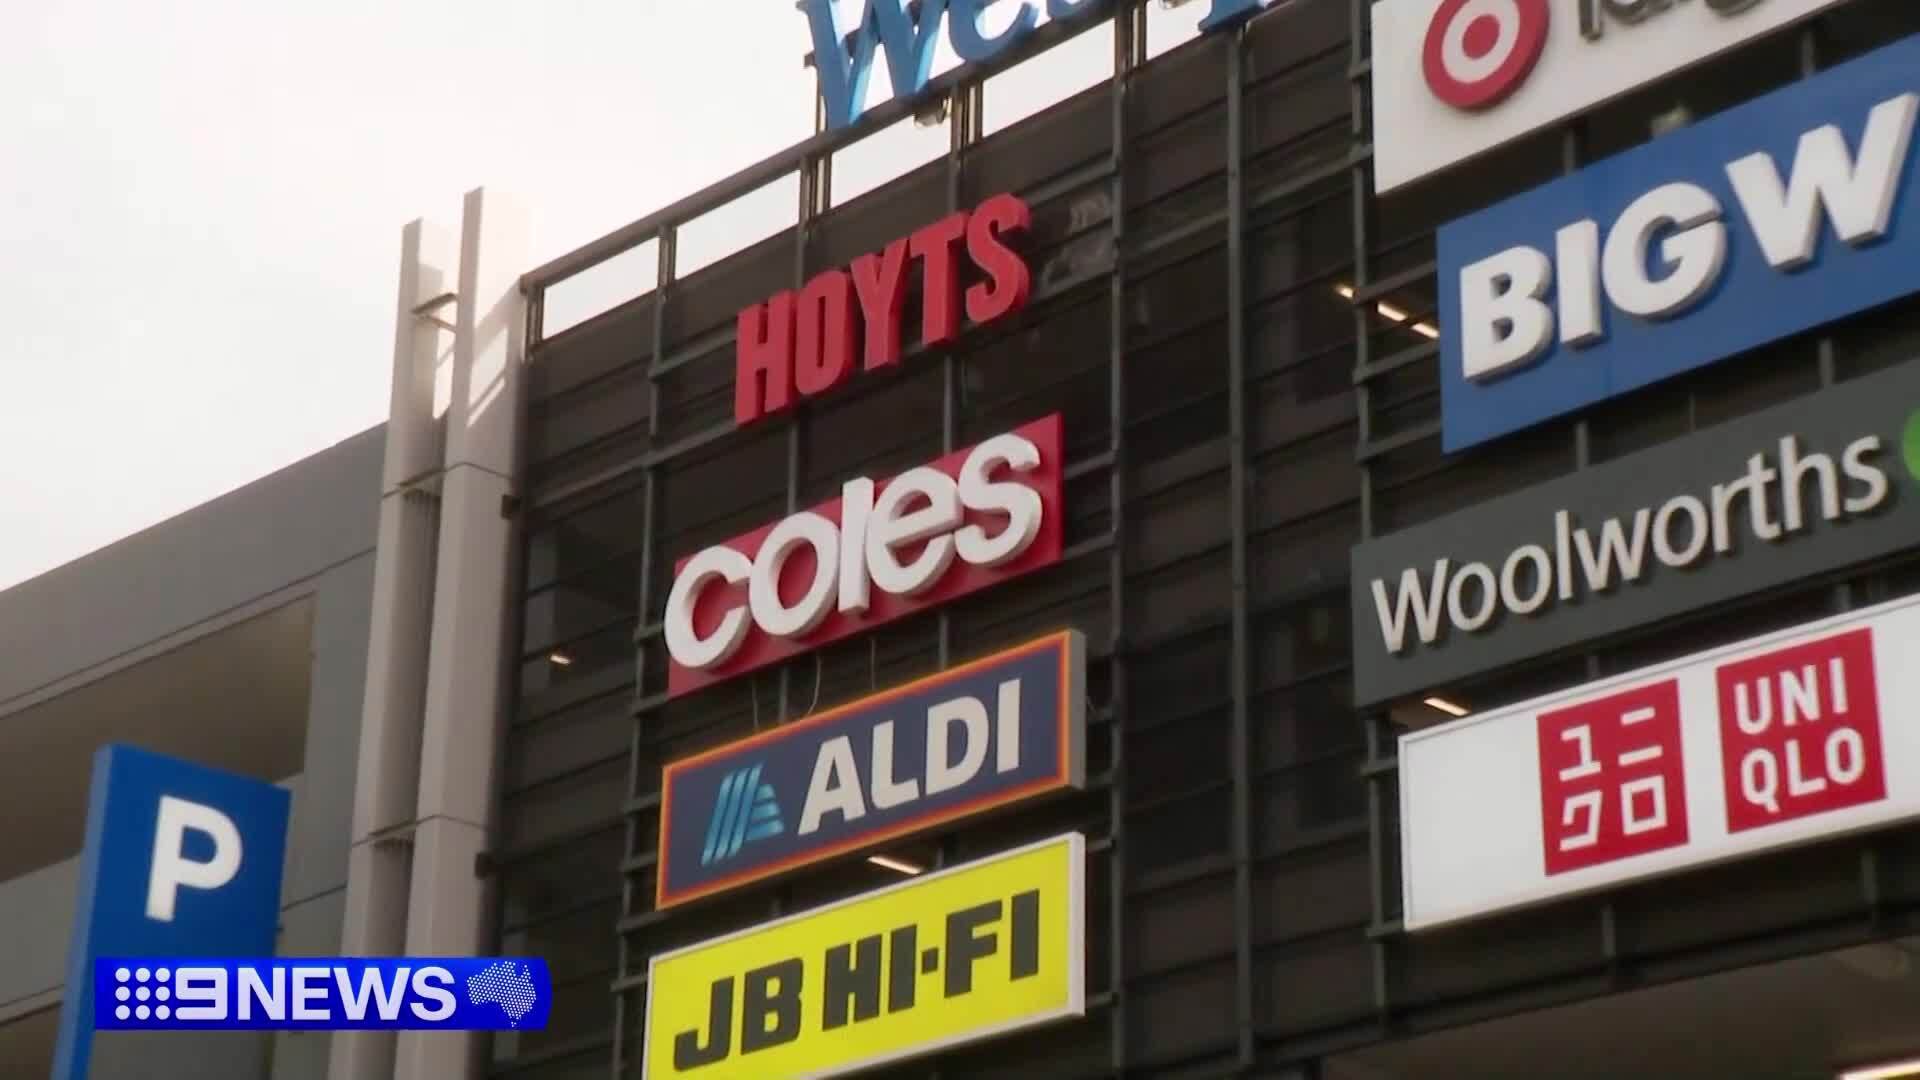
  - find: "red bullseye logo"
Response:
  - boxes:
[1422,0,1550,111]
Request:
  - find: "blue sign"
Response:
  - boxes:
[657,630,1086,908]
[52,745,292,1080]
[1437,30,1920,453]
[92,956,551,1031]
[803,0,1275,130]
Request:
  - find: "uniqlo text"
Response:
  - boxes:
[1717,627,1886,832]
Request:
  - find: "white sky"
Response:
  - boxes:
[0,0,1196,592]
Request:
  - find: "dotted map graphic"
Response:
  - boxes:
[466,962,540,1027]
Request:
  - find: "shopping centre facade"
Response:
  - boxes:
[12,0,1920,1077]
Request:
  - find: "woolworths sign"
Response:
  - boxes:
[1350,359,1920,707]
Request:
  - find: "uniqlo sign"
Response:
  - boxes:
[1715,628,1887,833]
[1399,593,1920,932]
[1536,680,1688,875]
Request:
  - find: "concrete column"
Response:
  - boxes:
[394,188,531,1080]
[274,557,376,1080]
[330,218,455,1080]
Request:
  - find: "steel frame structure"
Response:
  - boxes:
[490,2,1920,1077]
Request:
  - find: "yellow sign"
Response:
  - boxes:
[642,832,1086,1080]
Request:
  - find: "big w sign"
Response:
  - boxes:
[802,0,1277,130]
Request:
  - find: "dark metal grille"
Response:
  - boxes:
[493,1,1920,1077]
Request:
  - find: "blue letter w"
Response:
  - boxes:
[803,0,946,130]
[700,764,787,867]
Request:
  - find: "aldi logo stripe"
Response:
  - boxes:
[700,764,787,868]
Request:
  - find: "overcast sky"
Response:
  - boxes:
[0,1,1187,592]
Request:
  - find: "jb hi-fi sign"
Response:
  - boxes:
[1398,590,1920,932]
[663,414,1065,699]
[734,193,1032,427]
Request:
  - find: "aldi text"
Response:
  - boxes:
[658,631,1085,908]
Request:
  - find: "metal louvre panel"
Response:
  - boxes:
[489,1,1920,1078]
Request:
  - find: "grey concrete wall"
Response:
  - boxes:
[269,555,376,1080]
[0,427,386,1079]
[0,858,78,1025]
[0,424,384,712]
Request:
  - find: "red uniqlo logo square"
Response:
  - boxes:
[1537,679,1690,876]
[1717,627,1886,833]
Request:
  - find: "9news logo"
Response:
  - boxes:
[1422,0,1549,110]
[92,957,552,1032]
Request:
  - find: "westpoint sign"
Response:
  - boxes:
[803,0,1277,130]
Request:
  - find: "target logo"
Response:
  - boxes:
[1422,0,1551,111]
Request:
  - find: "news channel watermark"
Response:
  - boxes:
[92,957,552,1031]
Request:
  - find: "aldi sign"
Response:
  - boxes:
[1398,590,1920,932]
[656,631,1086,908]
[1436,29,1920,452]
[1370,0,1849,193]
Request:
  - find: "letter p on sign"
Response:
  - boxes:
[146,796,245,922]
[52,744,292,1080]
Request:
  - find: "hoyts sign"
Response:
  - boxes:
[735,193,1031,427]
[663,414,1064,698]
[1396,591,1920,932]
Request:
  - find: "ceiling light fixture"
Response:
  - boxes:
[1423,696,1470,718]
[1335,283,1440,340]
[868,854,925,876]
[548,652,574,667]
[1840,1060,1920,1080]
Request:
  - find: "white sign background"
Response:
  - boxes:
[1399,589,1920,932]
[1369,0,1850,194]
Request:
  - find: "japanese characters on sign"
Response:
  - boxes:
[1398,591,1920,932]
[1536,680,1688,876]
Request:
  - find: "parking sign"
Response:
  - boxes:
[51,744,292,1080]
